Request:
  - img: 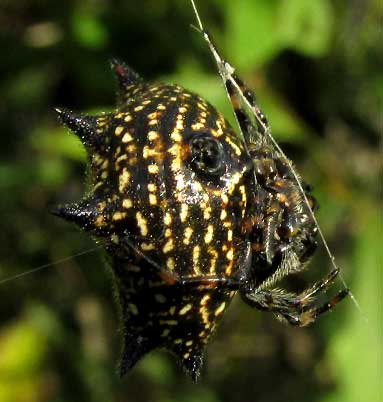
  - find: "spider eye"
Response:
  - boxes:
[190,133,224,176]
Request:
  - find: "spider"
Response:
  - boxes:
[53,0,350,381]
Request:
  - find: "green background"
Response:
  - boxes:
[0,0,381,401]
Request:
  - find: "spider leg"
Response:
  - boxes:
[224,78,258,141]
[281,289,349,327]
[300,268,340,302]
[263,199,282,265]
[225,75,270,136]
[190,9,270,143]
[241,268,349,327]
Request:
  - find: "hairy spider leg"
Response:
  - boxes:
[241,267,349,326]
[300,268,340,302]
[282,289,350,327]
[225,75,270,137]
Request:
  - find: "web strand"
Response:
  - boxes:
[0,245,102,286]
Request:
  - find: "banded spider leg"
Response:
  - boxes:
[241,268,349,327]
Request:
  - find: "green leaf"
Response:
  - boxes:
[256,90,310,142]
[6,68,50,107]
[278,0,334,57]
[71,11,108,49]
[138,353,174,385]
[0,306,60,402]
[322,208,382,402]
[30,125,86,162]
[223,0,282,69]
[0,319,46,377]
[168,62,308,143]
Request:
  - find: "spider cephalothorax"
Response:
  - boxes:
[244,140,319,289]
[54,1,349,381]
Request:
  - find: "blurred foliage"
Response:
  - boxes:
[0,0,381,402]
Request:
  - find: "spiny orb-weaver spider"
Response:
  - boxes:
[53,0,349,381]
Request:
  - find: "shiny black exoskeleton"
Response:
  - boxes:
[54,1,349,381]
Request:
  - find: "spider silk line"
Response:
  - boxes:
[190,0,367,322]
[266,134,367,322]
[0,245,103,286]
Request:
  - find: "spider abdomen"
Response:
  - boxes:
[54,60,253,380]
